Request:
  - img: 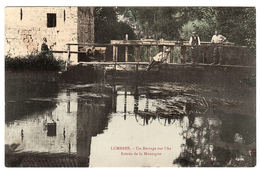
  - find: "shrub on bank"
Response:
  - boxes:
[5,53,65,71]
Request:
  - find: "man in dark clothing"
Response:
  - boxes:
[189,31,201,64]
[41,37,49,54]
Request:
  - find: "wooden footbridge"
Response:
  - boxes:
[51,35,255,73]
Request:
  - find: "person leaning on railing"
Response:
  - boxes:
[146,48,171,71]
[210,30,227,65]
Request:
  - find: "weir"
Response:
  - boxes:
[51,35,255,81]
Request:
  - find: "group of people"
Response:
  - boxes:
[147,30,227,70]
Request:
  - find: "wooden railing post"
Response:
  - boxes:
[157,45,163,66]
[135,46,140,62]
[113,46,116,62]
[65,44,71,71]
[135,46,140,71]
[112,45,116,70]
[180,46,186,64]
[125,34,128,62]
[115,46,118,62]
[147,46,151,62]
[112,84,117,112]
[167,46,173,64]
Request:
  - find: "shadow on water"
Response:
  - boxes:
[5,69,256,167]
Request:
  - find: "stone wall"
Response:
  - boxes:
[5,7,95,64]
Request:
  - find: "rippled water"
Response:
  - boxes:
[5,72,256,167]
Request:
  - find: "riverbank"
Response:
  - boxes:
[5,53,65,71]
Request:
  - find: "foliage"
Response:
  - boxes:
[116,7,217,40]
[94,7,136,43]
[215,7,256,49]
[5,53,65,71]
[94,7,255,48]
[115,7,255,49]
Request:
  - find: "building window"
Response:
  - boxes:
[63,10,66,22]
[20,8,23,20]
[47,13,56,28]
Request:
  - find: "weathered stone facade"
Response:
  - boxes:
[5,7,94,64]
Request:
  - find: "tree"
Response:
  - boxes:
[215,7,255,49]
[94,7,136,43]
[95,7,256,49]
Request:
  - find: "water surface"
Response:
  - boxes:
[5,73,256,167]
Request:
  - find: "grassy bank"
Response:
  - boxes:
[5,53,65,71]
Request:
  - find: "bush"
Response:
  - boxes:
[179,19,214,42]
[5,53,65,71]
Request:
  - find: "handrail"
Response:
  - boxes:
[110,39,238,47]
[66,43,110,46]
[62,38,251,71]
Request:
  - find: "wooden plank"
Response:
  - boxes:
[66,43,110,46]
[65,40,246,49]
[78,61,254,68]
[79,62,149,65]
[110,40,237,47]
[51,50,87,54]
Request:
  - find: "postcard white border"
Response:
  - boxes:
[0,0,259,172]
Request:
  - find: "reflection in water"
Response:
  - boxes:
[5,78,256,167]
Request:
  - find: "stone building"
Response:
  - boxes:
[5,7,94,64]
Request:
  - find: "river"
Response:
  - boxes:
[5,71,256,167]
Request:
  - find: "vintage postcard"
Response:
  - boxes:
[4,5,256,167]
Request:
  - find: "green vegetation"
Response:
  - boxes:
[5,52,65,71]
[95,7,255,49]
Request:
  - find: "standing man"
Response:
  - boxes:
[40,37,54,57]
[189,31,201,64]
[211,30,227,65]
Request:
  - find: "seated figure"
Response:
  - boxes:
[146,48,171,71]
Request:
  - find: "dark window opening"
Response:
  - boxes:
[63,10,66,22]
[47,13,56,28]
[20,8,23,20]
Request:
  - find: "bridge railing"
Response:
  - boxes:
[109,36,254,67]
[110,38,240,64]
[60,35,253,69]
